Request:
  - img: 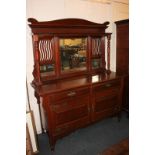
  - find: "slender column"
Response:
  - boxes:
[32,35,41,86]
[106,34,111,74]
[101,36,106,71]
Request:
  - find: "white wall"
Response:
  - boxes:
[26,0,128,134]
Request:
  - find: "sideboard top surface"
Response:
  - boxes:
[33,72,120,96]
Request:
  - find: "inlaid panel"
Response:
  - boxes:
[38,38,55,77]
[92,38,101,56]
[39,39,54,64]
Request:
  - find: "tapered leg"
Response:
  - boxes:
[117,111,121,122]
[48,135,56,151]
[51,139,56,151]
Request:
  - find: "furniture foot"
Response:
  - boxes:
[49,136,56,151]
[123,108,129,118]
[50,145,55,151]
[117,112,121,122]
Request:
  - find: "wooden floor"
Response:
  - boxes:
[99,138,129,155]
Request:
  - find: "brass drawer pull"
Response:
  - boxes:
[105,83,112,87]
[114,106,120,111]
[62,102,68,106]
[52,102,68,110]
[67,91,76,97]
[56,128,61,132]
[56,125,69,132]
[52,105,59,111]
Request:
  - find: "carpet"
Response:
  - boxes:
[37,113,129,155]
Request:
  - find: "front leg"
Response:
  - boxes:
[117,111,121,122]
[34,91,44,133]
[48,133,56,151]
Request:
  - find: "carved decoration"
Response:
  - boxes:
[32,35,42,85]
[38,39,54,64]
[92,38,101,56]
[106,34,111,74]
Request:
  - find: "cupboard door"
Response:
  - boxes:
[92,80,121,121]
[93,93,119,121]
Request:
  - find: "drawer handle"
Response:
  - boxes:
[56,125,69,132]
[67,91,76,97]
[63,102,68,106]
[105,83,112,87]
[115,106,120,111]
[56,128,61,132]
[52,102,68,110]
[52,105,59,111]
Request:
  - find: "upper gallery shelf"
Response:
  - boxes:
[28,18,112,86]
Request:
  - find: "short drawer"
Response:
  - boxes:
[54,116,89,136]
[49,87,89,102]
[53,104,88,125]
[95,88,119,99]
[51,95,89,108]
[93,79,121,92]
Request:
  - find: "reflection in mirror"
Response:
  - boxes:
[92,59,102,69]
[60,38,87,72]
[40,64,55,77]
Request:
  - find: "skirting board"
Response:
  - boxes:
[26,110,38,153]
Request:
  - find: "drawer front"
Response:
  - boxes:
[95,88,119,99]
[53,104,88,125]
[50,94,90,127]
[51,95,89,108]
[93,80,121,92]
[49,87,89,103]
[54,116,89,136]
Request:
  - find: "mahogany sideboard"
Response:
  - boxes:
[28,18,124,149]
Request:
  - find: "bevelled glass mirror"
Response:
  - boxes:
[60,38,87,72]
[40,64,55,77]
